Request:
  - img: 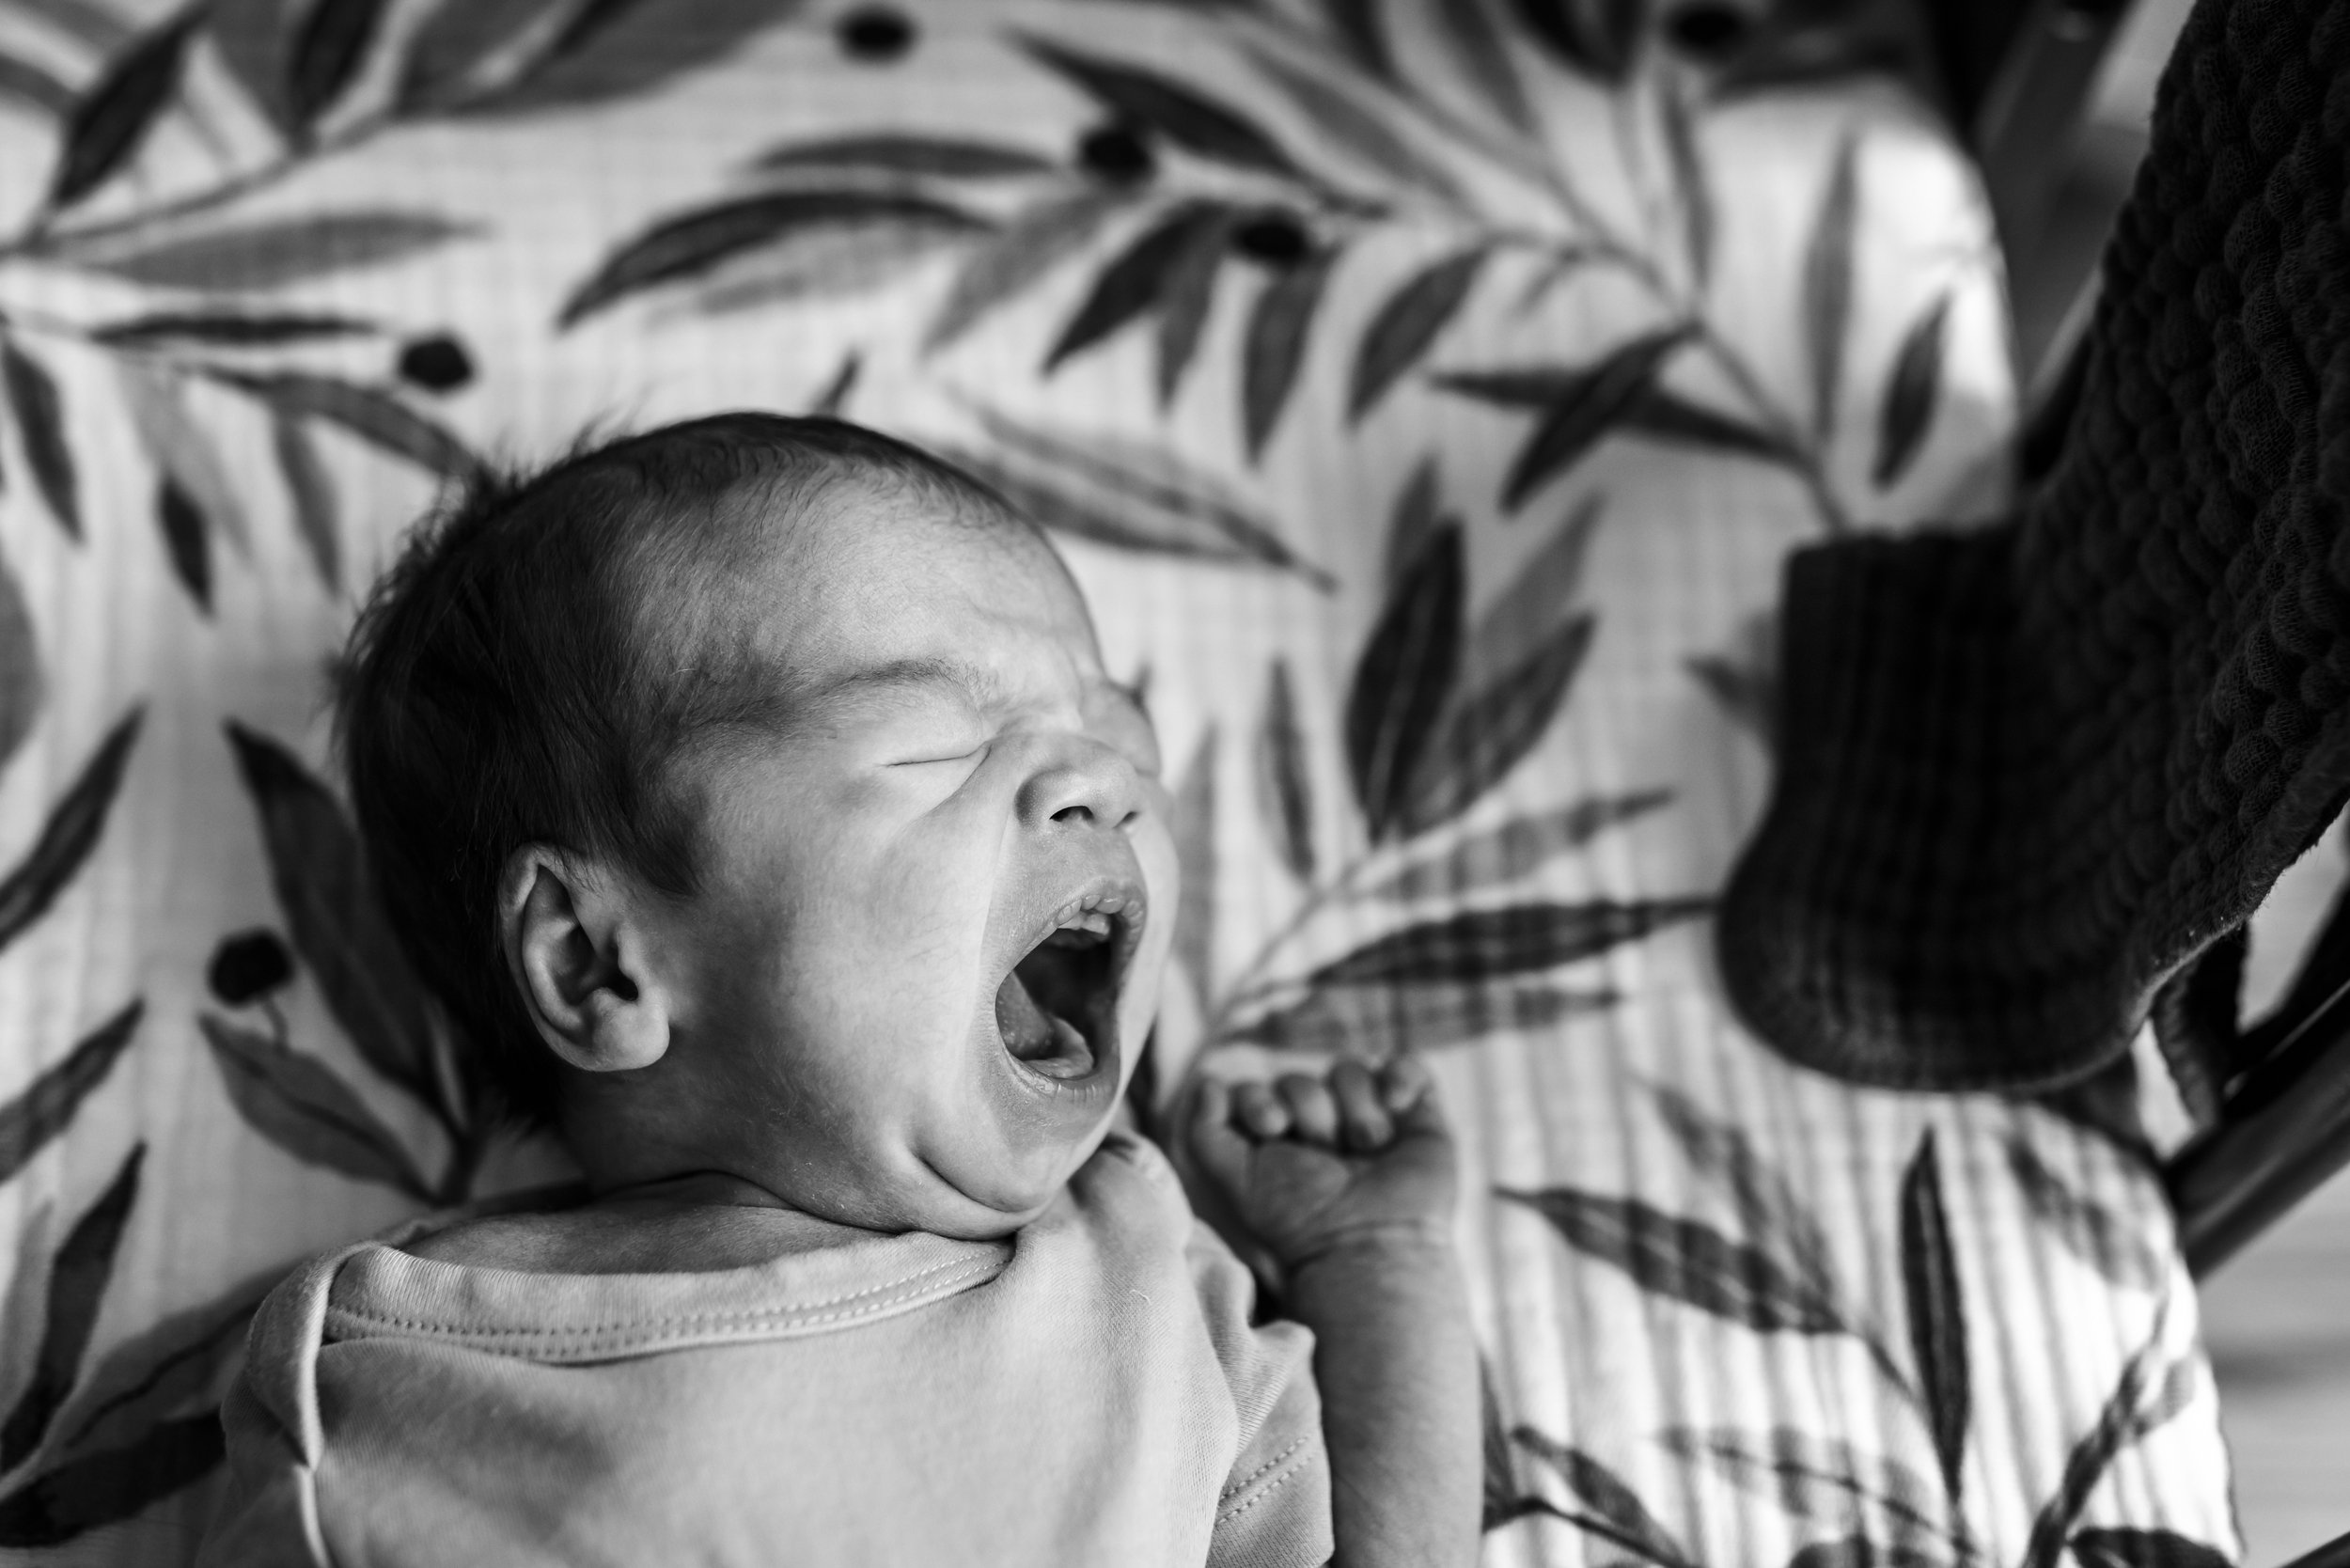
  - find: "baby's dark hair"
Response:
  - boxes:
[337,413,1012,1126]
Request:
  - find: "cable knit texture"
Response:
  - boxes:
[1717,0,2350,1092]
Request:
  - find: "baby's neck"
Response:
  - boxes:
[402,1178,856,1276]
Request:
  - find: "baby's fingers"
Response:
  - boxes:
[1233,1079,1292,1140]
[1329,1058,1393,1152]
[1377,1056,1445,1133]
[1277,1074,1341,1146]
[1188,1079,1255,1191]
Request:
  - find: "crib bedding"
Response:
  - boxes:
[0,0,2235,1562]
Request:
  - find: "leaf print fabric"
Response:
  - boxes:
[0,0,2230,1561]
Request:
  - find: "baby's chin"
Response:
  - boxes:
[911,1115,1123,1239]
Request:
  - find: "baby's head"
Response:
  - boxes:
[337,415,1176,1239]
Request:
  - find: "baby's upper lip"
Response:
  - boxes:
[1008,872,1150,978]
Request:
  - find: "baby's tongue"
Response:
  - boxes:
[995,970,1056,1060]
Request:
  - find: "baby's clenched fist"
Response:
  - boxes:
[1187,1057,1456,1271]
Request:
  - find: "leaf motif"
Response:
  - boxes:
[1872,291,1950,489]
[82,211,478,291]
[1253,659,1315,882]
[2003,1139,2167,1292]
[53,1268,275,1462]
[2019,1302,2183,1568]
[687,214,980,316]
[1787,1537,1950,1568]
[1433,0,1535,133]
[1309,899,1710,987]
[1686,652,1776,749]
[1498,328,1691,511]
[1512,1426,1696,1568]
[208,0,296,132]
[1457,492,1603,694]
[1350,247,1487,423]
[398,0,572,110]
[1241,245,1337,462]
[1171,728,1218,1005]
[0,1202,55,1414]
[926,188,1129,354]
[1154,208,1238,408]
[272,414,340,594]
[1430,365,1574,407]
[1344,524,1463,839]
[1621,387,1793,463]
[748,133,1058,180]
[1503,0,1603,76]
[1802,132,1860,443]
[2070,1529,2232,1568]
[1246,47,1465,207]
[1359,791,1672,902]
[1398,613,1592,836]
[218,372,479,479]
[561,191,986,328]
[118,365,247,561]
[12,0,134,53]
[457,0,808,117]
[1320,0,1392,78]
[200,1016,431,1198]
[0,710,140,961]
[45,11,196,211]
[1045,201,1225,372]
[0,1142,142,1471]
[154,479,209,613]
[1021,37,1302,178]
[285,0,389,129]
[2,341,79,542]
[1502,1187,1846,1332]
[223,722,441,1111]
[1230,981,1616,1055]
[87,312,378,347]
[0,1411,223,1547]
[1661,81,1713,288]
[1480,1358,1529,1531]
[1382,457,1445,591]
[1900,1131,1969,1503]
[0,1002,140,1189]
[0,54,77,118]
[1657,1428,1946,1542]
[1648,1085,1840,1299]
[808,352,859,419]
[0,549,40,776]
[952,404,1328,584]
[2129,1357,2198,1440]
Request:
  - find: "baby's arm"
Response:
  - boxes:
[1189,1058,1479,1568]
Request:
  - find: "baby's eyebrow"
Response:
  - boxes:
[799,655,1004,715]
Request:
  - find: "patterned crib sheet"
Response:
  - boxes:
[0,0,2235,1562]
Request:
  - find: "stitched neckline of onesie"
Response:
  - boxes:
[321,1223,1010,1364]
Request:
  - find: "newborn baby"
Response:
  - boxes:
[200,415,1477,1567]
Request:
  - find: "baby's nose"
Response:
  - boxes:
[1019,736,1141,831]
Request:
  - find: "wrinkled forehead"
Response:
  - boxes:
[635,466,1099,697]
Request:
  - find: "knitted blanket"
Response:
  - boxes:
[1718,0,2350,1100]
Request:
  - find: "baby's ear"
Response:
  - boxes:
[497,846,673,1074]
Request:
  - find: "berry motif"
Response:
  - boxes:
[210,930,294,1007]
[837,6,915,61]
[1076,123,1155,184]
[397,335,474,393]
[1231,212,1311,266]
[1664,2,1751,61]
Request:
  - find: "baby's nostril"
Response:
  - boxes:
[1052,805,1094,824]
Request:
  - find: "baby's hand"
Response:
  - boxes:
[1188,1056,1456,1271]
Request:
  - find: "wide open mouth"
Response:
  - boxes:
[994,885,1143,1082]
